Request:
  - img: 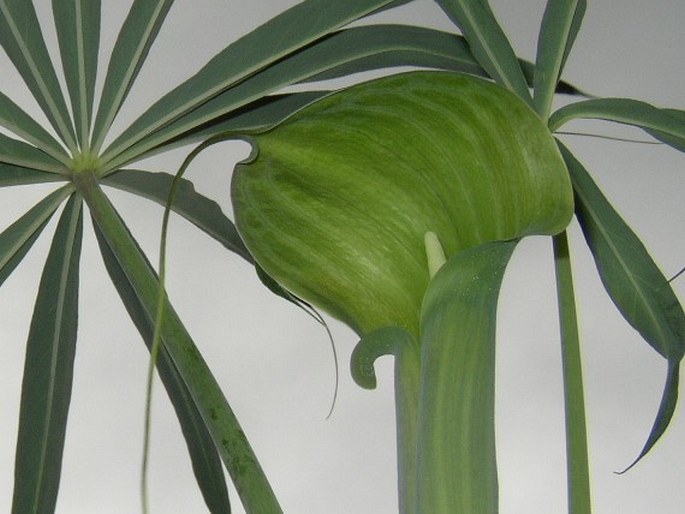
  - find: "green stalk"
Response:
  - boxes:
[414,240,517,513]
[553,231,592,514]
[73,170,282,514]
[394,343,421,513]
[350,325,421,513]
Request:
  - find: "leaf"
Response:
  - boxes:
[367,0,414,14]
[98,0,398,169]
[434,0,532,103]
[253,264,294,302]
[0,0,77,151]
[0,163,66,187]
[0,185,72,286]
[533,0,587,119]
[103,22,495,170]
[52,0,101,147]
[0,90,69,164]
[549,98,685,145]
[12,193,83,514]
[150,91,330,154]
[299,25,487,83]
[90,0,174,153]
[102,169,251,262]
[77,172,280,513]
[92,222,231,514]
[620,361,680,473]
[559,142,684,467]
[0,132,68,174]
[560,143,684,361]
[643,108,685,153]
[123,26,587,156]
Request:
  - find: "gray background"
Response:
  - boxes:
[1,1,684,512]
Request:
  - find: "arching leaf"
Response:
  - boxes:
[99,0,399,168]
[550,98,685,145]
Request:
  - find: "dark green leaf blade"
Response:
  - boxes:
[77,172,280,513]
[154,58,589,157]
[149,91,330,154]
[99,0,398,167]
[0,90,69,163]
[90,0,174,153]
[92,221,231,514]
[368,0,413,14]
[101,26,589,167]
[0,185,72,286]
[560,142,684,361]
[0,163,66,187]
[299,25,487,83]
[0,0,77,151]
[434,0,532,102]
[0,132,68,174]
[299,25,588,95]
[559,142,684,466]
[619,362,680,472]
[52,0,101,147]
[533,0,587,119]
[644,108,685,153]
[102,169,251,262]
[102,23,488,171]
[550,98,685,147]
[11,193,83,514]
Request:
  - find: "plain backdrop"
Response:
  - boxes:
[0,1,684,513]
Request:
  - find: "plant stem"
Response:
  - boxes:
[350,325,421,513]
[73,170,282,514]
[394,344,421,513]
[553,231,592,514]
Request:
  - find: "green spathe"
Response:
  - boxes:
[232,71,573,336]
